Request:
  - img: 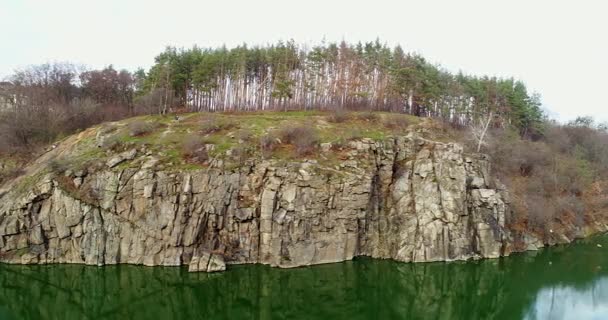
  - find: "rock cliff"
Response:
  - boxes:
[0,133,517,272]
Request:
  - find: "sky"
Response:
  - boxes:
[1,0,607,122]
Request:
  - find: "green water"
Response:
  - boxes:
[1,236,608,320]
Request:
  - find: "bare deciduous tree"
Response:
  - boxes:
[471,111,494,152]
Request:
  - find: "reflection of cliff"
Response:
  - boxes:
[0,236,607,320]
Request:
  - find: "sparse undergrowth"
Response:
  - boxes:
[0,111,431,191]
[0,110,423,194]
[474,119,608,244]
[60,111,423,171]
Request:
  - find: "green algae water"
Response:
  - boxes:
[1,235,608,320]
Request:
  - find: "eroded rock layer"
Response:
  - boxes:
[0,135,513,271]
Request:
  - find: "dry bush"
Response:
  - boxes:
[200,115,235,134]
[134,88,175,115]
[278,125,319,156]
[346,129,364,141]
[0,134,12,155]
[553,156,594,196]
[488,131,552,177]
[525,177,547,197]
[526,195,556,235]
[356,112,379,123]
[128,120,154,137]
[383,116,409,131]
[48,158,70,175]
[327,110,351,123]
[544,126,573,154]
[100,123,118,135]
[487,126,599,237]
[492,134,583,220]
[536,170,559,196]
[0,167,25,185]
[555,196,585,226]
[181,135,208,163]
[236,129,253,142]
[101,135,123,151]
[230,145,251,164]
[331,139,347,151]
[260,134,277,157]
[544,124,608,175]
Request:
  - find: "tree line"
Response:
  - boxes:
[142,40,544,136]
[0,39,544,155]
[0,62,154,153]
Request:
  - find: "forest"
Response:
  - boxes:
[142,40,544,136]
[0,40,545,155]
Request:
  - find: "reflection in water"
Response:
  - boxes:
[0,235,607,320]
[525,278,608,320]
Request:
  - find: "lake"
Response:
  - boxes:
[1,235,607,320]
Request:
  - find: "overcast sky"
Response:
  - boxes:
[1,0,606,122]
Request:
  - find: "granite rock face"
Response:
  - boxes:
[0,135,514,271]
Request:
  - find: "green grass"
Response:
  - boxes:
[39,111,428,172]
[13,170,47,195]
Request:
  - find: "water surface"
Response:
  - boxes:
[1,235,608,320]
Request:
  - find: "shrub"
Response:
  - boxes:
[536,170,558,196]
[230,145,251,164]
[128,120,154,137]
[0,167,25,185]
[327,110,351,123]
[346,129,364,141]
[331,139,347,151]
[48,158,70,174]
[525,177,546,196]
[278,125,319,156]
[383,116,409,131]
[356,112,379,123]
[543,126,573,154]
[553,156,594,196]
[100,124,118,135]
[555,195,585,225]
[235,129,253,142]
[260,134,278,157]
[101,134,123,151]
[545,124,608,175]
[181,135,208,164]
[488,131,551,177]
[200,115,235,134]
[526,195,556,235]
[519,143,551,176]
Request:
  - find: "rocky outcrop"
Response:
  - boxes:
[0,134,514,271]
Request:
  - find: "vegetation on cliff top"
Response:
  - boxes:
[32,111,422,173]
[0,40,542,159]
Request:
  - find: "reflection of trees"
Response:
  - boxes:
[0,236,607,320]
[0,265,220,319]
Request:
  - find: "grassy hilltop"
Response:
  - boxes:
[45,111,426,173]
